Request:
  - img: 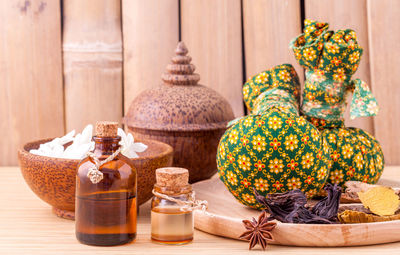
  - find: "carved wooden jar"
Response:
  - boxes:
[124,42,234,183]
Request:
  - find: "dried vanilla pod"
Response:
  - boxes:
[311,183,342,220]
[358,186,400,216]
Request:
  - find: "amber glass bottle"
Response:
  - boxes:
[75,121,137,246]
[151,167,194,244]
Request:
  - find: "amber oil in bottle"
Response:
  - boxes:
[151,167,194,244]
[75,121,137,246]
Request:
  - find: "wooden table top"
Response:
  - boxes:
[1,166,400,254]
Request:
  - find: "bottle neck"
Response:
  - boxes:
[154,184,192,196]
[92,136,121,157]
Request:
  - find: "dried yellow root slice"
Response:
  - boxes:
[338,210,400,224]
[358,186,400,216]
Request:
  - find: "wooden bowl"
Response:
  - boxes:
[18,138,173,219]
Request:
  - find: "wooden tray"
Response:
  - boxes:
[193,175,400,247]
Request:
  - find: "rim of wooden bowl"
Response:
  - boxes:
[18,137,173,162]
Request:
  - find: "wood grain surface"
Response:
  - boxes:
[367,0,400,165]
[243,0,303,81]
[122,0,179,114]
[2,166,400,254]
[305,0,375,136]
[1,2,399,168]
[0,0,64,165]
[63,0,123,132]
[181,0,244,117]
[193,166,400,247]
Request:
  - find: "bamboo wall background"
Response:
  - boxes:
[1,0,399,166]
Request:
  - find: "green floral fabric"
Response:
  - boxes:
[290,19,384,188]
[322,128,384,187]
[218,110,331,209]
[217,20,385,210]
[290,19,379,126]
[243,64,300,112]
[217,65,331,209]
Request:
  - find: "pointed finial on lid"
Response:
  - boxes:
[161,41,200,85]
[175,42,188,56]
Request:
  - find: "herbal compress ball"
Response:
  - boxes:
[322,128,384,186]
[290,19,384,187]
[217,64,331,209]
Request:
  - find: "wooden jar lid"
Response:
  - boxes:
[95,121,118,137]
[123,41,234,132]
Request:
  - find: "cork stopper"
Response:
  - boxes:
[95,121,118,137]
[156,167,189,188]
[161,42,200,85]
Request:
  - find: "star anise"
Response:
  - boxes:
[239,211,277,250]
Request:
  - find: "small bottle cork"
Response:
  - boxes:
[156,167,189,188]
[95,121,118,137]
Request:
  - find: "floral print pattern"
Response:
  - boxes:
[290,19,379,126]
[217,20,385,210]
[322,128,384,187]
[217,65,330,209]
[218,109,331,209]
[292,20,385,189]
[243,64,300,112]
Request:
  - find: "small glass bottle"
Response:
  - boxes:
[75,121,137,246]
[151,167,194,244]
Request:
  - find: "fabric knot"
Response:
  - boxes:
[301,69,379,126]
[243,64,300,112]
[252,88,299,116]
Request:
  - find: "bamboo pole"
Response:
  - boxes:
[122,0,179,113]
[181,0,244,117]
[0,0,64,165]
[368,0,400,164]
[63,0,123,132]
[243,0,303,80]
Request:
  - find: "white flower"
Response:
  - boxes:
[30,130,76,157]
[118,128,147,158]
[30,125,147,160]
[30,125,95,159]
[61,125,94,159]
